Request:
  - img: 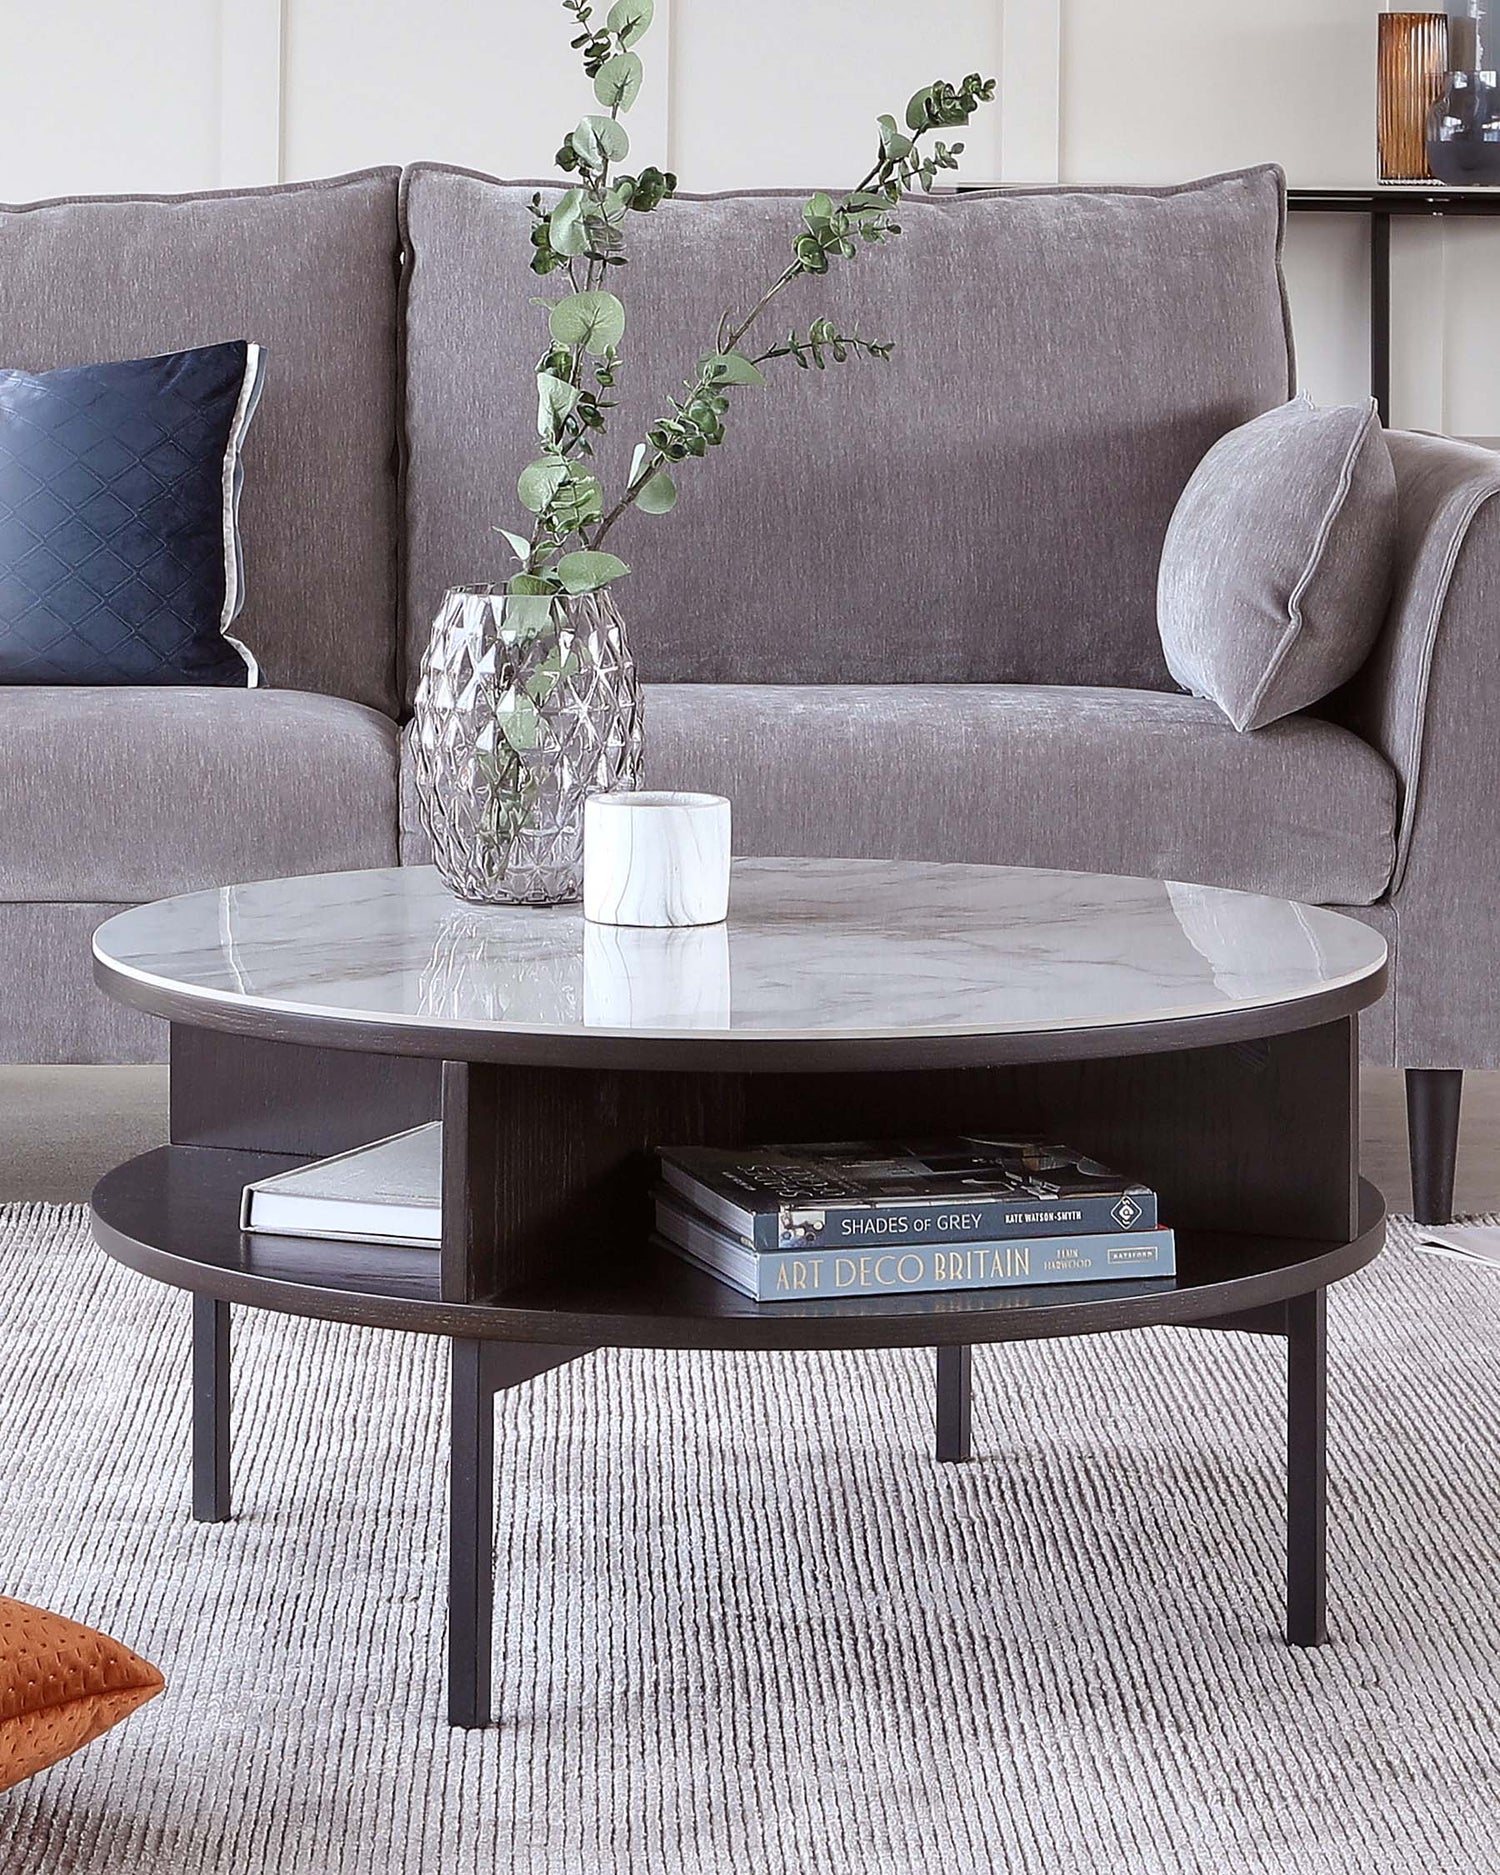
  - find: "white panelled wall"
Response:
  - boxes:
[1,0,1496,431]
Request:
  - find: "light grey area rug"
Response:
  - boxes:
[2,1203,1499,1875]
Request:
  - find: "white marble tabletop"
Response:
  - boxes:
[91,860,1387,1047]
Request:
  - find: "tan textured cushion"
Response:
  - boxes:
[0,1596,163,1792]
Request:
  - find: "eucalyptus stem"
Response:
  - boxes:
[512,4,994,594]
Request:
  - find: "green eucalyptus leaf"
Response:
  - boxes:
[624,166,673,211]
[497,527,535,563]
[526,664,568,709]
[905,84,935,131]
[877,113,913,161]
[794,235,829,273]
[700,351,766,387]
[605,0,653,47]
[497,689,543,754]
[503,593,558,650]
[553,549,631,593]
[548,289,626,355]
[525,642,581,708]
[548,188,589,256]
[503,591,558,650]
[803,191,834,229]
[628,441,650,486]
[594,50,643,111]
[536,371,580,439]
[517,458,570,514]
[569,113,630,168]
[635,470,677,514]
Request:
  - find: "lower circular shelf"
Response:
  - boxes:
[91,1146,1387,1354]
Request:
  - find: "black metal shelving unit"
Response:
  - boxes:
[1287,187,1500,427]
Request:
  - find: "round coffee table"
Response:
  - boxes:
[90,860,1388,1726]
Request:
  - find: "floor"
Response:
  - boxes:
[1,1064,1498,1211]
[0,1066,168,1203]
[8,1196,1499,1875]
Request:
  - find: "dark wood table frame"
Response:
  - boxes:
[1287,186,1500,426]
[91,951,1385,1729]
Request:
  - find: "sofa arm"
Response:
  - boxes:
[1336,431,1500,1064]
[1338,430,1500,890]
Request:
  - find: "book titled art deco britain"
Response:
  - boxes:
[657,1138,1157,1251]
[654,1192,1176,1303]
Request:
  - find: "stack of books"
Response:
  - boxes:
[653,1137,1175,1302]
[236,1125,1175,1311]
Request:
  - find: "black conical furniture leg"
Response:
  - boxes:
[1406,1068,1463,1226]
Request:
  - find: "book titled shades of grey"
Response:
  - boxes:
[658,1138,1157,1251]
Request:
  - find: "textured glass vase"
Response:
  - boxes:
[412,585,645,906]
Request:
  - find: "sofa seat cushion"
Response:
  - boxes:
[641,685,1398,907]
[398,686,1396,906]
[0,687,399,901]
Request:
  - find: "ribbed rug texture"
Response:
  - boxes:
[1,1202,1498,1874]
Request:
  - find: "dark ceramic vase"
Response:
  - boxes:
[1428,67,1500,182]
[1429,6,1500,183]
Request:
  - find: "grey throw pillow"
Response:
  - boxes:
[1157,395,1397,731]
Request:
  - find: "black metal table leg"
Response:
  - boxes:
[935,1344,973,1463]
[449,1337,501,1728]
[191,1295,231,1523]
[1285,1289,1327,1647]
[445,1341,591,1728]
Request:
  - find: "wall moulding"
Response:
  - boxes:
[998,0,1061,183]
[219,0,284,187]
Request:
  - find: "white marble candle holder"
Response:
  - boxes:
[583,792,731,927]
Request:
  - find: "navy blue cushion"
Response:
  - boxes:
[0,342,265,685]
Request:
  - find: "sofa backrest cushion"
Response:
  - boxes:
[0,170,402,716]
[401,164,1293,699]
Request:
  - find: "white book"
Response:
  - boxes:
[1412,1223,1500,1271]
[240,1123,441,1248]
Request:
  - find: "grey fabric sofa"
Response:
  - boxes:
[3,162,1497,1214]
